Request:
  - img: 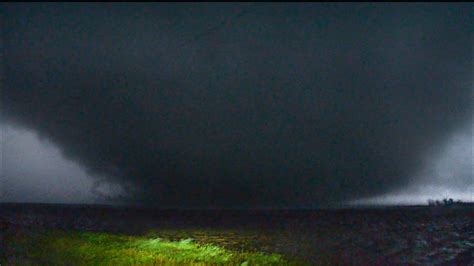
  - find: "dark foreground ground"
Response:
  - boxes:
[1,203,473,265]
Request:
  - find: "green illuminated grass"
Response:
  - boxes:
[4,229,293,265]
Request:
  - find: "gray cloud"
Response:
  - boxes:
[1,3,472,207]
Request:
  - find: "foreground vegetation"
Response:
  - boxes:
[3,229,293,265]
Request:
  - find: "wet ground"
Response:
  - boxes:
[1,203,473,265]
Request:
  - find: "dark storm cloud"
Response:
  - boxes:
[1,3,472,207]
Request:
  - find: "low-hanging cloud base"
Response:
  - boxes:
[1,3,472,208]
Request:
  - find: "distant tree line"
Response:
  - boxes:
[427,198,463,206]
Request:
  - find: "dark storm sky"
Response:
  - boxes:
[1,3,472,207]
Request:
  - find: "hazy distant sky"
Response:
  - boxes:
[1,3,472,207]
[353,118,473,205]
[0,123,96,203]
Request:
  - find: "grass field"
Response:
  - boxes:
[2,205,472,264]
[2,228,296,265]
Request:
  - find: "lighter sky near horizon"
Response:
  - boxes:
[0,122,124,204]
[352,118,473,205]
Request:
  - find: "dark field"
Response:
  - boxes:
[1,203,473,265]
